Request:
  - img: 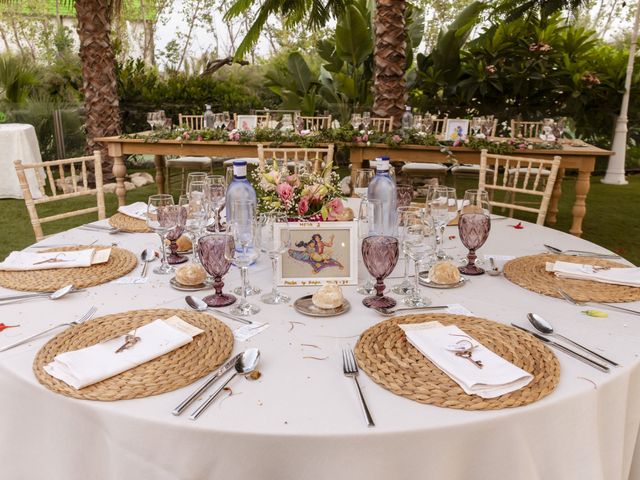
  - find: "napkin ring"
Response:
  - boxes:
[115,330,141,353]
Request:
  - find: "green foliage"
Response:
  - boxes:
[116,59,278,132]
[0,54,38,105]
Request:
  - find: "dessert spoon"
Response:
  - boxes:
[0,284,77,305]
[373,305,448,316]
[185,295,253,324]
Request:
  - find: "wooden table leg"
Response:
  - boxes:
[570,167,592,237]
[154,155,166,194]
[546,167,564,225]
[108,143,127,207]
[350,148,364,198]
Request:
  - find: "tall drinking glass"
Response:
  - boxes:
[146,194,177,274]
[205,174,226,232]
[401,214,437,307]
[198,234,236,307]
[231,200,261,297]
[396,183,413,208]
[458,189,492,275]
[224,221,260,316]
[258,213,291,304]
[429,186,457,259]
[362,111,371,130]
[391,205,422,295]
[354,168,374,201]
[186,172,207,194]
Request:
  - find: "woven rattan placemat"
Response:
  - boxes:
[0,246,137,292]
[503,254,640,303]
[355,313,559,410]
[109,213,151,233]
[33,308,233,401]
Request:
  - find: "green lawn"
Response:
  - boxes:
[1,169,638,265]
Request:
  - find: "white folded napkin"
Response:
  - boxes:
[546,261,640,288]
[44,316,202,389]
[118,201,148,220]
[0,248,110,271]
[401,323,533,398]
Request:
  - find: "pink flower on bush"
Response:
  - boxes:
[196,135,204,141]
[228,130,240,141]
[325,198,345,221]
[298,196,310,216]
[182,132,191,140]
[392,134,402,143]
[362,133,369,142]
[354,135,363,143]
[276,182,294,204]
[285,174,301,188]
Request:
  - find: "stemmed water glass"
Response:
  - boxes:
[354,168,374,200]
[147,112,157,131]
[155,110,166,129]
[391,206,422,295]
[231,200,261,297]
[224,221,261,316]
[413,115,423,132]
[541,118,555,141]
[401,213,437,307]
[423,114,434,135]
[356,198,382,295]
[146,194,178,275]
[258,212,291,304]
[205,175,226,232]
[186,172,207,193]
[428,186,457,259]
[164,205,188,265]
[362,235,400,309]
[198,234,236,307]
[471,117,482,137]
[458,189,492,275]
[351,113,362,130]
[362,112,371,131]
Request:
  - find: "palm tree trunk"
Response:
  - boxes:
[372,0,407,126]
[75,0,120,181]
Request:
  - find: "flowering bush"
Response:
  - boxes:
[251,158,346,221]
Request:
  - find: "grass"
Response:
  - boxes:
[1,167,639,265]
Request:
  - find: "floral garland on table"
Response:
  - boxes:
[251,158,351,222]
[120,126,563,154]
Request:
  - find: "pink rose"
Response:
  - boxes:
[326,198,344,221]
[285,174,301,188]
[182,132,191,140]
[196,135,203,141]
[276,182,294,203]
[362,133,369,142]
[392,134,402,143]
[298,196,310,215]
[354,136,363,143]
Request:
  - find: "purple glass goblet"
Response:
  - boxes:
[198,234,236,307]
[362,235,400,309]
[458,213,491,275]
[162,205,188,265]
[396,184,413,209]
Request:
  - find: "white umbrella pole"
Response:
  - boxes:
[602,2,640,185]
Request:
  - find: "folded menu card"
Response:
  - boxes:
[44,316,203,389]
[117,201,148,220]
[546,261,640,288]
[0,248,111,271]
[400,322,533,398]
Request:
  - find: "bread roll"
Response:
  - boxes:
[429,261,461,285]
[312,283,345,309]
[176,263,207,286]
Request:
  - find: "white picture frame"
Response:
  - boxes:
[236,115,258,131]
[275,221,358,286]
[445,118,470,141]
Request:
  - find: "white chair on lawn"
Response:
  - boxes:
[370,116,394,133]
[14,151,105,241]
[478,149,561,225]
[257,145,335,174]
[299,115,332,131]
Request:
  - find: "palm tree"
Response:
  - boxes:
[493,0,584,24]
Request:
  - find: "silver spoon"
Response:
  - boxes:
[185,295,253,325]
[486,257,501,276]
[527,312,618,366]
[189,348,260,420]
[373,305,449,317]
[0,284,76,305]
[140,248,158,277]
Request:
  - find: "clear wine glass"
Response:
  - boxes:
[258,212,291,304]
[356,198,382,295]
[213,113,224,130]
[146,194,177,275]
[198,234,236,307]
[351,113,362,130]
[154,110,166,129]
[183,186,207,265]
[205,175,226,232]
[392,205,422,295]
[396,182,413,208]
[401,213,437,307]
[147,112,156,131]
[354,168,374,200]
[222,111,231,129]
[413,114,423,132]
[362,235,400,309]
[429,186,457,259]
[362,111,371,130]
[459,189,492,275]
[230,200,261,297]
[164,205,188,265]
[423,114,434,134]
[186,172,207,193]
[224,221,261,316]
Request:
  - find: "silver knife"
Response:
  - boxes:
[511,324,610,373]
[172,352,241,416]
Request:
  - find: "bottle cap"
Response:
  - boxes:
[233,160,248,177]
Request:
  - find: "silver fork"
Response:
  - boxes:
[342,347,375,427]
[0,306,98,353]
[557,288,640,317]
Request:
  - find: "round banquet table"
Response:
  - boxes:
[0,215,639,480]
[0,123,44,199]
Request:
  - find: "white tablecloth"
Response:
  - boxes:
[0,123,43,199]
[0,217,639,480]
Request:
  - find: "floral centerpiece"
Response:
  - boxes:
[251,158,352,222]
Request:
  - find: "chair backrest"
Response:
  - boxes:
[487,118,498,137]
[478,149,561,225]
[14,151,106,241]
[300,115,332,131]
[178,114,204,130]
[257,145,335,174]
[510,120,544,138]
[432,116,448,135]
[370,116,394,133]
